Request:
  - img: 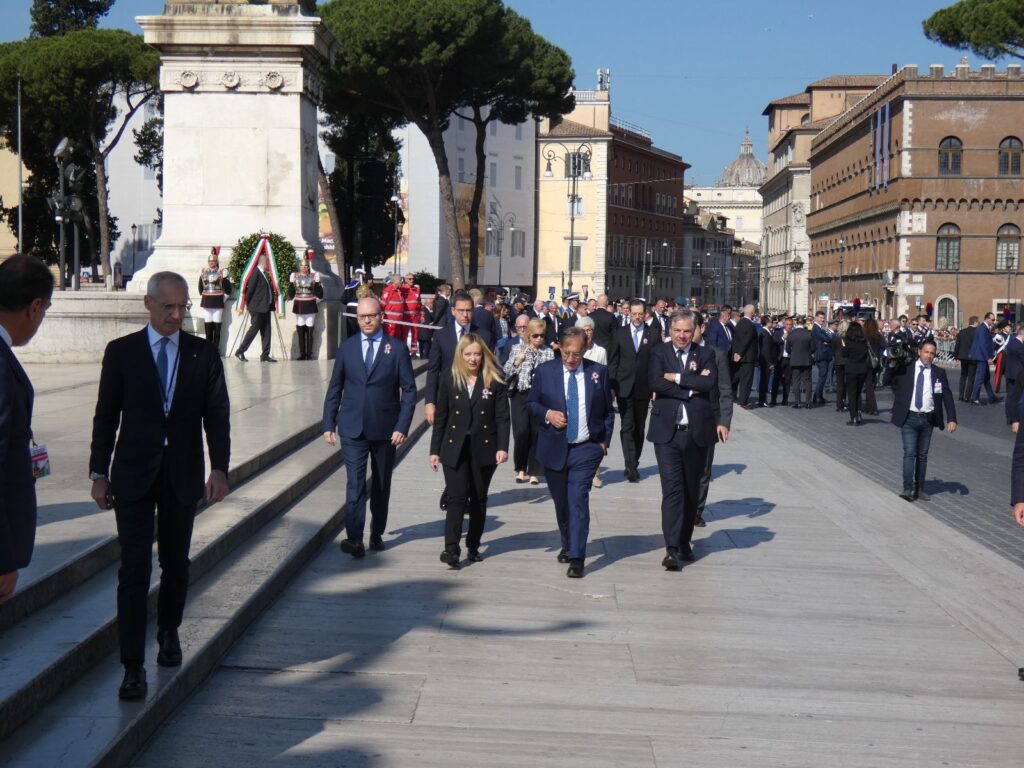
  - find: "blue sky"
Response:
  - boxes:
[2,0,999,184]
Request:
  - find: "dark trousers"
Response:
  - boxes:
[545,441,602,559]
[863,373,878,413]
[114,462,196,664]
[846,371,867,420]
[441,446,496,554]
[617,396,648,472]
[790,365,812,405]
[238,310,272,358]
[971,362,995,402]
[509,390,540,474]
[418,339,432,360]
[756,361,771,405]
[733,362,755,405]
[814,360,831,400]
[696,442,716,518]
[341,435,396,541]
[834,364,847,409]
[900,412,934,492]
[958,360,976,400]
[770,359,790,404]
[654,428,706,550]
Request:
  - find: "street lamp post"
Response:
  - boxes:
[130,223,138,280]
[486,211,516,289]
[390,194,400,275]
[791,258,803,315]
[544,142,593,297]
[837,236,845,303]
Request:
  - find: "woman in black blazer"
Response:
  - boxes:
[429,333,510,567]
[842,321,871,425]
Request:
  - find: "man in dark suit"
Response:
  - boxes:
[770,317,792,406]
[954,317,978,401]
[432,284,451,329]
[1003,323,1024,395]
[589,294,617,350]
[811,311,834,404]
[0,256,54,605]
[648,310,719,569]
[692,311,733,528]
[890,339,957,501]
[527,327,614,578]
[426,290,494,425]
[90,272,231,700]
[705,309,733,354]
[470,288,499,344]
[970,313,997,404]
[544,301,565,349]
[730,304,758,408]
[608,299,660,482]
[234,252,277,362]
[757,315,777,407]
[786,319,815,408]
[648,298,669,341]
[323,296,416,557]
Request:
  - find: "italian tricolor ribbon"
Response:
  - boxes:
[237,234,285,314]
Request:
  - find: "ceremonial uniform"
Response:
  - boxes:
[289,269,323,360]
[197,265,231,352]
[381,281,408,340]
[403,281,423,354]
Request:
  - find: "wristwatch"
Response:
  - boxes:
[89,472,108,481]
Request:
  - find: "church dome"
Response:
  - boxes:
[718,132,767,187]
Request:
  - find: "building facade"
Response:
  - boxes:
[537,71,689,302]
[679,203,744,307]
[688,132,766,245]
[807,62,1024,325]
[396,111,537,289]
[761,76,886,315]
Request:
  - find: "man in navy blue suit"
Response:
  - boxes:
[890,339,957,502]
[704,307,733,354]
[528,327,614,578]
[323,296,416,557]
[811,311,834,404]
[648,310,719,569]
[0,256,53,604]
[969,312,997,404]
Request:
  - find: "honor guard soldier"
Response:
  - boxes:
[198,247,231,354]
[381,274,408,340]
[289,250,323,360]
[403,273,423,356]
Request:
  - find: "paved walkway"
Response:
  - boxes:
[132,405,1024,766]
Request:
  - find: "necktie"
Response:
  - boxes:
[566,371,579,443]
[156,337,169,398]
[633,326,641,352]
[364,337,375,372]
[915,365,927,410]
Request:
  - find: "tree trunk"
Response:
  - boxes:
[318,156,346,276]
[90,135,111,281]
[467,107,488,286]
[422,125,466,290]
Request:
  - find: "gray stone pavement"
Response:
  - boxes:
[130,405,1024,766]
[19,358,335,591]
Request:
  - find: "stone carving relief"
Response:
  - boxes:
[790,202,805,228]
[265,71,284,91]
[221,71,241,90]
[179,70,199,90]
[302,132,318,210]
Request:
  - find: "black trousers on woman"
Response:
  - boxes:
[834,364,846,410]
[845,371,867,421]
[442,444,497,555]
[863,372,878,414]
[509,390,540,474]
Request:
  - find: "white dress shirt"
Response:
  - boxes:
[0,324,12,349]
[909,361,936,413]
[562,364,590,443]
[673,344,692,425]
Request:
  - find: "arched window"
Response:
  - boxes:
[938,137,962,176]
[937,297,955,329]
[935,223,961,270]
[997,224,1021,271]
[999,137,1022,176]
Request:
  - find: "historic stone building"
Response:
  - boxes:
[688,132,766,245]
[807,61,1024,325]
[761,76,886,315]
[537,70,689,301]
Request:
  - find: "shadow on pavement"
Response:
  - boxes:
[704,497,776,523]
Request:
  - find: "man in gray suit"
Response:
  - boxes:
[786,318,815,408]
[0,256,54,603]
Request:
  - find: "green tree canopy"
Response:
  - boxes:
[924,0,1024,61]
[31,0,114,37]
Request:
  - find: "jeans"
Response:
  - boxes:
[900,412,933,492]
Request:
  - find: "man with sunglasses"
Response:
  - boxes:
[90,272,230,701]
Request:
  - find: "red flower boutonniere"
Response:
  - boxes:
[481,388,492,399]
[591,372,600,382]
[642,338,649,345]
[384,344,392,355]
[688,359,698,372]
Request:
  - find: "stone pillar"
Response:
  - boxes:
[135,1,341,359]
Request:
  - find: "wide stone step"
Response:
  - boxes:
[0,403,430,768]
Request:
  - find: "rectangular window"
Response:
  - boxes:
[485,229,496,258]
[511,229,525,258]
[457,157,465,183]
[569,244,582,272]
[489,121,498,137]
[489,162,497,188]
[567,196,584,217]
[515,165,522,190]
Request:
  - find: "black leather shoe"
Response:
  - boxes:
[626,468,640,483]
[662,548,680,570]
[340,538,366,558]
[791,404,802,409]
[156,628,182,667]
[566,559,584,578]
[369,535,386,552]
[234,351,247,362]
[118,663,147,701]
[898,490,915,502]
[915,491,932,502]
[694,515,706,528]
[260,356,277,363]
[556,549,570,564]
[440,550,461,569]
[467,549,483,562]
[439,490,448,511]
[680,544,695,562]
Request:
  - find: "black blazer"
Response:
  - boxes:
[953,325,976,361]
[244,268,275,314]
[429,374,510,467]
[786,327,815,367]
[842,337,871,375]
[0,340,36,573]
[425,322,494,405]
[608,322,661,399]
[731,317,759,364]
[543,313,564,347]
[759,326,778,367]
[889,362,957,430]
[589,307,616,349]
[431,295,450,329]
[90,329,231,506]
[1013,424,1024,505]
[472,306,499,343]
[646,341,719,448]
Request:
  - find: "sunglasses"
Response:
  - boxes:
[530,333,546,339]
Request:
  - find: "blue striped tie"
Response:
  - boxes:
[566,371,579,443]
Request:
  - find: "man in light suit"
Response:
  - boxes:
[890,339,957,501]
[323,296,416,557]
[0,256,54,605]
[647,310,719,569]
[91,272,231,700]
[528,327,614,578]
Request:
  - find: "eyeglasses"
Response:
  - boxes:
[357,313,381,321]
[149,298,192,313]
[561,351,583,359]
